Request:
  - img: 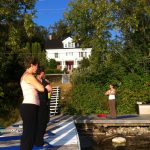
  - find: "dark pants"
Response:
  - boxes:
[20,104,39,150]
[108,100,116,118]
[34,103,49,146]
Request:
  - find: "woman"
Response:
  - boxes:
[34,67,52,146]
[20,57,44,150]
[105,84,117,118]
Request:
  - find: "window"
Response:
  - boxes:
[68,52,73,56]
[68,42,71,48]
[79,52,83,57]
[55,53,58,58]
[72,43,74,48]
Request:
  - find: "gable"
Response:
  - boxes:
[62,37,75,48]
[62,37,72,43]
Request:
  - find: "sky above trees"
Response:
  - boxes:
[33,0,71,28]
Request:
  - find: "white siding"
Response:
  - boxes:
[46,48,91,61]
[46,37,92,71]
[46,48,92,70]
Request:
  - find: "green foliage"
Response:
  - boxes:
[46,59,63,74]
[70,68,97,86]
[66,83,108,115]
[68,72,150,115]
[19,42,48,70]
[0,87,4,98]
[0,0,49,126]
[31,42,48,67]
[0,108,20,127]
[79,57,90,68]
[48,59,57,69]
[24,14,35,38]
[117,74,150,114]
[0,82,22,116]
[63,0,150,115]
[48,19,72,40]
[31,26,48,49]
[46,69,63,74]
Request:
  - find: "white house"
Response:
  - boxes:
[45,37,92,72]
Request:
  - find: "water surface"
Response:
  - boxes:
[80,135,150,150]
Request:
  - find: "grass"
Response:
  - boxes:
[0,108,21,128]
[51,81,72,113]
[51,81,72,100]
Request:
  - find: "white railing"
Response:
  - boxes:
[50,86,60,117]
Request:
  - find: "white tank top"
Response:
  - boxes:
[108,90,115,100]
[20,80,40,105]
[109,94,115,100]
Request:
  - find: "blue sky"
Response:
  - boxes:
[33,0,71,28]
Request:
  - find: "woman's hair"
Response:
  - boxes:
[109,83,114,87]
[36,67,45,75]
[24,56,39,69]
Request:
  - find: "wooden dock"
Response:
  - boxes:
[0,115,81,150]
[1,114,150,149]
[74,114,150,127]
[45,115,81,150]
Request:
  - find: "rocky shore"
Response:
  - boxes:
[77,126,150,149]
[104,126,150,136]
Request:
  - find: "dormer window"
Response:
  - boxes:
[68,42,71,48]
[62,37,76,48]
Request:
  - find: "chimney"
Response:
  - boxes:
[49,35,52,40]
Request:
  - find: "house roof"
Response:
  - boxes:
[45,39,63,49]
[45,37,82,49]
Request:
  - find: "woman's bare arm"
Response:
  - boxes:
[25,74,44,92]
[45,84,52,93]
[105,90,110,96]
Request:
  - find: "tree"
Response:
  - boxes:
[48,59,57,69]
[63,0,150,114]
[79,57,90,68]
[65,0,116,70]
[0,0,37,86]
[115,0,150,74]
[30,25,48,49]
[48,19,72,40]
[65,0,150,75]
[31,42,48,67]
[0,0,49,120]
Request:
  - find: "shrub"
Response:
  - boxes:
[46,69,63,74]
[66,72,150,115]
[66,83,109,115]
[116,73,150,114]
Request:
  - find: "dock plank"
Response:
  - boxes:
[0,115,81,150]
[74,114,150,126]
